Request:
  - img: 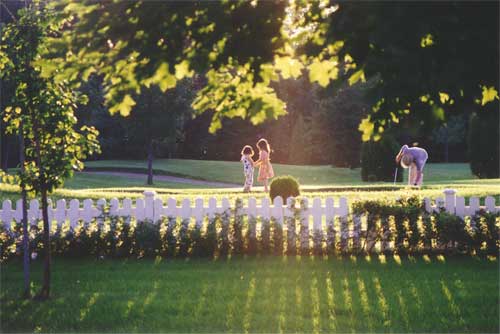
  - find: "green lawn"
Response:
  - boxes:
[1,177,499,205]
[1,160,499,203]
[85,159,480,185]
[63,172,213,190]
[1,256,498,333]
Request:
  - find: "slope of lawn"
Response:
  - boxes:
[1,176,499,205]
[1,256,498,333]
[84,159,480,185]
[1,161,499,204]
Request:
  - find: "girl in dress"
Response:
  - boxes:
[240,145,255,192]
[254,138,274,192]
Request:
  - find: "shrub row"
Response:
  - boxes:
[1,197,498,261]
[352,196,499,255]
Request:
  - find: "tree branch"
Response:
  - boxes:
[0,0,17,22]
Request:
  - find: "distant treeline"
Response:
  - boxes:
[1,75,472,169]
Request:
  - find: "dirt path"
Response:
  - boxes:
[80,171,240,188]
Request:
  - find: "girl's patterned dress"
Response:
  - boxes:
[241,155,254,191]
[257,150,274,182]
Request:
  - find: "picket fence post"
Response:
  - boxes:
[444,189,456,214]
[273,196,284,226]
[55,199,66,227]
[485,196,496,212]
[194,198,204,228]
[69,199,80,228]
[299,198,309,252]
[144,190,156,221]
[1,200,12,229]
[14,199,23,222]
[285,197,296,254]
[28,199,40,225]
[325,197,335,250]
[338,197,349,252]
[109,198,120,217]
[455,196,465,218]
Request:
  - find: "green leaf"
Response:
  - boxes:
[274,56,303,79]
[420,34,434,48]
[439,92,450,104]
[109,94,136,116]
[432,105,445,121]
[420,95,430,103]
[174,60,194,80]
[390,112,399,124]
[481,86,499,106]
[308,59,338,87]
[143,63,177,92]
[358,117,375,142]
[348,69,366,86]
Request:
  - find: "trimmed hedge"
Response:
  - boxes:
[352,196,499,255]
[269,175,300,201]
[1,196,498,261]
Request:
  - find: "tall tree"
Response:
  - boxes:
[0,2,100,299]
[1,0,29,298]
[126,81,195,184]
[432,115,467,162]
[0,0,25,171]
[300,1,499,141]
[319,81,369,168]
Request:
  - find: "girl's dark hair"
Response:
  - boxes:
[257,138,270,153]
[241,145,254,156]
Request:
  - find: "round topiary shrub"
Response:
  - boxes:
[269,176,300,201]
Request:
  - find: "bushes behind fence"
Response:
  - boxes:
[1,196,498,262]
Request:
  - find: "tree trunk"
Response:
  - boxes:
[443,125,449,162]
[32,115,51,300]
[21,185,30,298]
[0,121,3,171]
[444,140,449,163]
[1,135,9,171]
[0,53,4,172]
[19,129,31,299]
[38,186,51,299]
[147,139,153,185]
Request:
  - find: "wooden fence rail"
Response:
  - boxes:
[0,189,499,230]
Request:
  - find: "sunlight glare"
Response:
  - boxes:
[325,273,337,331]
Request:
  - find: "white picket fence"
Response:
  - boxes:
[425,189,499,217]
[0,189,498,230]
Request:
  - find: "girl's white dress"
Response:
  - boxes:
[241,155,254,190]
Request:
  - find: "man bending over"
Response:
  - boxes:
[395,144,428,186]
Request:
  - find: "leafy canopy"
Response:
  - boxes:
[39,0,351,133]
[41,1,289,123]
[299,1,500,141]
[0,2,100,194]
[33,0,499,141]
